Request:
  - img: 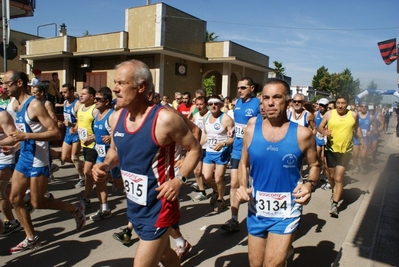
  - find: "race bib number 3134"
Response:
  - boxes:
[121,170,148,206]
[255,191,291,218]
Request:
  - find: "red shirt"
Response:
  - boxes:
[177,103,192,116]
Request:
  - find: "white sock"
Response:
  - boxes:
[174,237,185,247]
[101,203,109,211]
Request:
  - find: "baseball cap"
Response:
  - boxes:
[32,69,41,75]
[318,98,329,105]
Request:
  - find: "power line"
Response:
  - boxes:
[164,15,399,31]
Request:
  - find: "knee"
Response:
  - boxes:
[30,197,45,209]
[193,168,201,177]
[230,178,239,189]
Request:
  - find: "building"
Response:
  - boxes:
[290,85,330,101]
[19,3,273,98]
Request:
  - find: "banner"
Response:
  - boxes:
[378,38,397,65]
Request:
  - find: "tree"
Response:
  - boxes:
[364,80,382,105]
[203,75,216,96]
[312,66,330,92]
[206,31,219,42]
[273,61,286,80]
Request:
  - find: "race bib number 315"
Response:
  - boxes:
[255,191,291,218]
[121,170,148,206]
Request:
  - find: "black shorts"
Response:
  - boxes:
[325,149,352,168]
[83,147,98,163]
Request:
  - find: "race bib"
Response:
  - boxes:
[235,123,246,138]
[78,128,88,140]
[95,144,106,157]
[63,113,72,123]
[15,123,26,133]
[255,191,291,218]
[361,129,367,137]
[121,170,148,206]
[207,135,218,147]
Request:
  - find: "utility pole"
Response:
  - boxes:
[146,0,150,5]
[2,0,10,73]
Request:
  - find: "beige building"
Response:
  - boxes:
[20,3,273,98]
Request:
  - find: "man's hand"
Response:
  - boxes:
[92,162,109,183]
[155,178,181,201]
[236,185,252,202]
[101,135,111,144]
[10,131,26,141]
[292,183,312,205]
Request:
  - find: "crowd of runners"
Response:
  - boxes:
[0,60,395,266]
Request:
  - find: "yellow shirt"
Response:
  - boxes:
[77,104,96,149]
[326,109,356,153]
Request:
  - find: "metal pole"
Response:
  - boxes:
[2,0,10,73]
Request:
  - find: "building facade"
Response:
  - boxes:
[20,3,273,98]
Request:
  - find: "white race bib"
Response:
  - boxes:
[63,113,72,123]
[235,123,246,138]
[121,170,148,206]
[15,123,26,133]
[207,134,218,147]
[78,128,88,140]
[95,144,106,157]
[255,191,291,218]
[361,129,367,137]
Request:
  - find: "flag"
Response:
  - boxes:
[378,38,397,65]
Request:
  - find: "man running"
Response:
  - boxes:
[4,70,85,254]
[92,60,201,267]
[236,79,319,266]
[222,77,260,232]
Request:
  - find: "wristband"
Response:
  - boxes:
[303,180,316,191]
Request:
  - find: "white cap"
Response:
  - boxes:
[319,98,329,105]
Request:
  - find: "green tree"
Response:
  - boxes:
[364,80,382,105]
[312,66,330,92]
[273,61,286,80]
[206,31,219,42]
[203,75,215,96]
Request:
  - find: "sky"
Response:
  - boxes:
[8,0,399,91]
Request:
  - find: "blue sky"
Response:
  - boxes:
[9,0,399,90]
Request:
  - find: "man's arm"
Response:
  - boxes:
[307,112,317,135]
[44,101,58,123]
[10,99,61,142]
[235,117,256,202]
[0,111,17,146]
[317,111,331,136]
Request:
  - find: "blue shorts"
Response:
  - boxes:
[132,221,169,241]
[203,149,230,165]
[247,204,302,236]
[353,137,370,146]
[64,131,79,145]
[15,161,50,178]
[0,164,15,171]
[315,136,326,147]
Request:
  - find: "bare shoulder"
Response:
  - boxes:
[109,108,123,128]
[297,124,313,141]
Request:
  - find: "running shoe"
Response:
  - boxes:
[58,153,65,166]
[221,218,240,232]
[112,227,132,245]
[80,197,91,209]
[74,178,85,188]
[1,220,22,236]
[329,203,339,218]
[192,193,207,202]
[175,240,192,259]
[190,182,199,192]
[209,192,218,205]
[321,183,331,190]
[48,174,55,183]
[51,164,59,173]
[73,201,86,230]
[352,167,360,175]
[214,199,227,212]
[9,235,41,254]
[90,209,112,221]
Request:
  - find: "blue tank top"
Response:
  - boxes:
[113,105,180,228]
[63,98,79,127]
[315,111,323,128]
[358,112,371,138]
[93,109,113,161]
[248,116,303,215]
[15,96,49,167]
[232,97,260,159]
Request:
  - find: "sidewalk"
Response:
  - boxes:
[336,129,399,266]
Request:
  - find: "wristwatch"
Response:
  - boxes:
[303,180,316,191]
[176,174,188,185]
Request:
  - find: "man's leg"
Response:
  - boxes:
[332,165,346,203]
[134,227,180,267]
[248,233,267,267]
[71,141,84,178]
[0,168,15,221]
[201,163,218,201]
[352,145,360,174]
[9,171,33,238]
[264,232,296,267]
[192,160,207,202]
[214,164,227,202]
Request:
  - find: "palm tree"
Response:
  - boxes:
[273,61,286,80]
[206,31,219,42]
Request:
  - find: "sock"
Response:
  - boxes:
[232,215,238,221]
[174,236,185,247]
[101,203,109,211]
[333,201,338,206]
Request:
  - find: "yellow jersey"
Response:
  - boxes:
[77,104,96,149]
[326,109,356,153]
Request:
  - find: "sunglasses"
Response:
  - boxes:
[292,100,302,104]
[361,105,367,108]
[208,102,220,106]
[237,86,249,90]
